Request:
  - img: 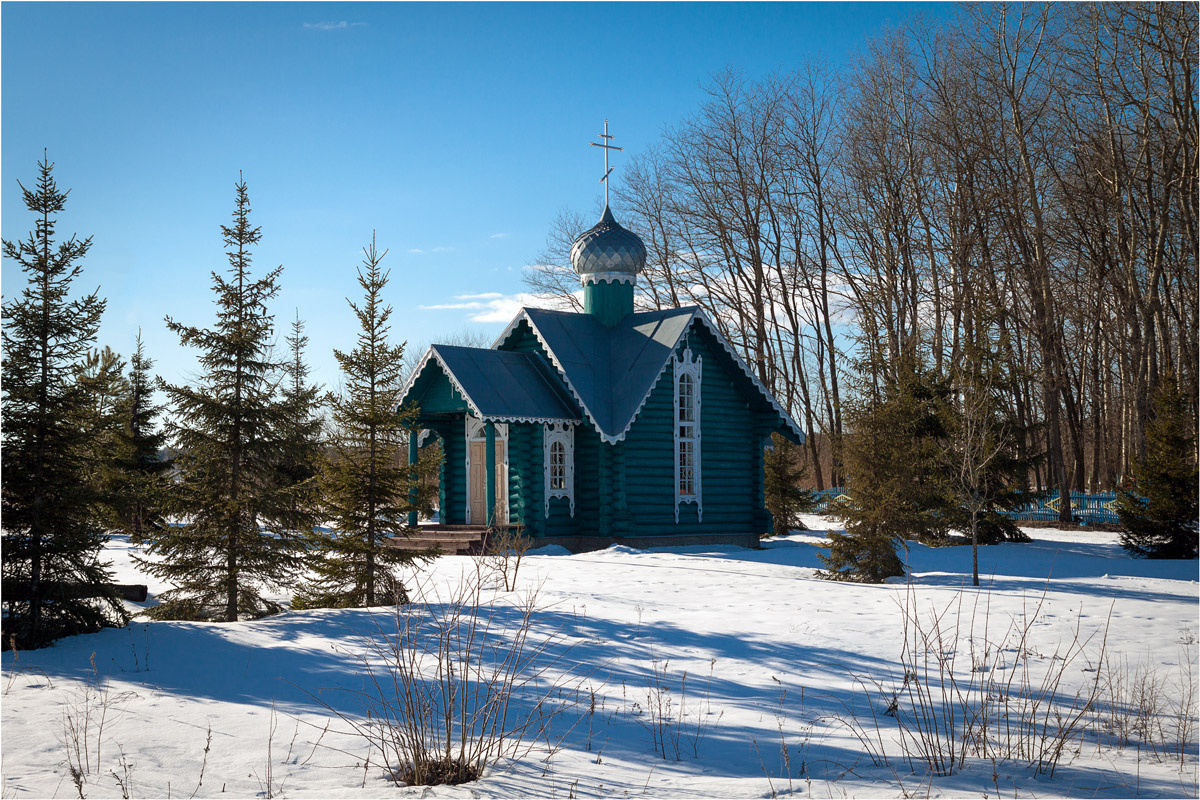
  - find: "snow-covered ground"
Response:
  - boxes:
[3,516,1197,798]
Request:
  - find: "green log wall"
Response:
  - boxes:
[497,317,776,539]
[620,327,765,535]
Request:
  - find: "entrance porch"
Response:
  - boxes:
[405,413,511,529]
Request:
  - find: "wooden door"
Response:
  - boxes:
[468,439,507,525]
[469,441,486,524]
[494,441,508,523]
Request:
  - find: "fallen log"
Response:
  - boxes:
[2,582,149,603]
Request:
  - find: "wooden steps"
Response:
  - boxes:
[385,525,517,556]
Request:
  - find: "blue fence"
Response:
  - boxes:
[811,488,1125,526]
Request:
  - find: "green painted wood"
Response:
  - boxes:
[407,362,470,415]
[752,414,775,535]
[597,440,613,538]
[438,433,447,519]
[501,321,544,356]
[613,439,631,536]
[620,327,764,536]
[497,313,780,538]
[506,422,538,533]
[569,425,601,536]
[502,323,584,534]
[584,281,634,327]
[431,417,466,525]
[408,431,419,527]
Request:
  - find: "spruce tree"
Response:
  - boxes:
[294,236,426,609]
[819,355,954,583]
[1,154,126,648]
[105,332,173,543]
[269,312,324,537]
[76,345,129,527]
[763,433,816,537]
[138,176,299,621]
[1117,374,1199,559]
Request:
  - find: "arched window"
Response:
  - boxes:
[674,347,702,522]
[544,422,575,517]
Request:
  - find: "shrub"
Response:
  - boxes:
[483,526,531,592]
[763,433,817,537]
[314,564,578,786]
[1117,373,1199,559]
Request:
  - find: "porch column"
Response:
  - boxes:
[485,421,497,526]
[407,429,419,527]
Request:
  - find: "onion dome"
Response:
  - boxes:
[569,205,646,285]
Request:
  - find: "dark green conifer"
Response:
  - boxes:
[763,433,816,536]
[1117,374,1198,559]
[138,176,299,621]
[1,154,126,647]
[268,312,324,537]
[105,333,173,543]
[294,236,429,609]
[819,355,954,583]
[76,345,129,527]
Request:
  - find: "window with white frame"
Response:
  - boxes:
[549,441,567,489]
[674,346,702,521]
[544,422,575,517]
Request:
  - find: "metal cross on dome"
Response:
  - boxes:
[590,119,623,207]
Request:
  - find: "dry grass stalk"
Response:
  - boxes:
[482,526,531,592]
[313,562,581,786]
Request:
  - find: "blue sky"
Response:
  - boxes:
[2,1,946,391]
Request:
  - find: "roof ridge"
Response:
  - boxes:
[489,305,802,444]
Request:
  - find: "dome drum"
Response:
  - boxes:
[580,271,636,286]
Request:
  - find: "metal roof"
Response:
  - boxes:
[569,205,647,278]
[510,307,693,439]
[399,305,805,445]
[401,345,581,424]
[496,306,805,444]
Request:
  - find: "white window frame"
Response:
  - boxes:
[543,422,575,517]
[673,346,702,522]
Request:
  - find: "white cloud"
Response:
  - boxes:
[304,21,366,31]
[421,291,578,324]
[455,292,504,300]
[489,233,511,239]
[408,245,455,255]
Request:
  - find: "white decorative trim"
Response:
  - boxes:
[673,346,703,523]
[492,306,805,445]
[542,422,575,518]
[395,346,484,419]
[464,417,509,525]
[393,344,578,424]
[394,346,440,415]
[493,310,617,441]
[580,272,636,286]
[688,312,805,443]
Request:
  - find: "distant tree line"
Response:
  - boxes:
[2,162,437,649]
[530,4,1197,515]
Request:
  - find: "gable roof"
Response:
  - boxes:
[399,344,581,424]
[496,306,805,444]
